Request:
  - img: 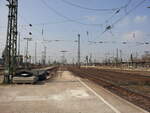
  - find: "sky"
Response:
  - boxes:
[0,0,150,63]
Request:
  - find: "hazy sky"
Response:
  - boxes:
[0,0,150,63]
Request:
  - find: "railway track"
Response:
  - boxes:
[68,67,150,112]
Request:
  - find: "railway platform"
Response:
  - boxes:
[0,70,148,113]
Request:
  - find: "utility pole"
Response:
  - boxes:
[130,53,133,67]
[77,34,81,68]
[18,32,20,56]
[35,41,37,64]
[120,49,122,62]
[48,56,51,65]
[60,50,68,65]
[17,32,21,65]
[4,0,18,83]
[89,53,92,65]
[24,38,32,67]
[41,46,47,65]
[86,56,89,67]
[44,46,47,65]
[41,51,44,65]
[72,57,75,65]
[116,48,119,62]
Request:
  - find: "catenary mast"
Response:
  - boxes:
[4,0,18,83]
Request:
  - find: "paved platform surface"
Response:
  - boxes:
[0,71,148,113]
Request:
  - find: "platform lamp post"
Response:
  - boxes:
[35,41,37,65]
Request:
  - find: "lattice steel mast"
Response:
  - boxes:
[4,0,18,83]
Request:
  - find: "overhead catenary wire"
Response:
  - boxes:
[43,39,78,43]
[105,0,132,23]
[19,15,98,26]
[18,14,45,36]
[0,20,78,29]
[0,16,104,29]
[0,0,133,28]
[112,0,146,25]
[99,0,146,37]
[40,0,103,27]
[123,0,132,14]
[61,0,126,12]
[88,41,150,46]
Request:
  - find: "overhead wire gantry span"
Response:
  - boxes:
[88,41,150,46]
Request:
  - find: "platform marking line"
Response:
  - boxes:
[100,86,149,113]
[78,78,121,113]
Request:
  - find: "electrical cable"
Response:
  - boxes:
[105,0,132,26]
[18,14,44,35]
[124,0,132,14]
[88,41,149,45]
[61,0,123,11]
[112,0,146,25]
[40,0,103,27]
[1,0,132,28]
[99,0,146,37]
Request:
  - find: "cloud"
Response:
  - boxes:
[134,16,148,23]
[122,30,145,41]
